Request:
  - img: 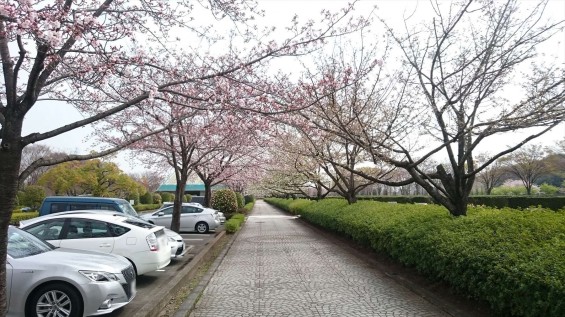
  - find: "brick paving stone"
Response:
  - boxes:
[189,201,450,317]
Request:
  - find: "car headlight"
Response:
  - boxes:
[80,270,119,282]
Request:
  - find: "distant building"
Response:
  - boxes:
[156,174,226,196]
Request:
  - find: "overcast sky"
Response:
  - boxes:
[23,0,565,174]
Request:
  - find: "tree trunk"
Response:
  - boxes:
[410,165,471,217]
[203,181,212,207]
[0,136,24,316]
[447,197,468,217]
[316,185,322,201]
[171,175,188,232]
[345,191,357,204]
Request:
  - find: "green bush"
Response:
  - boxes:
[140,192,154,204]
[211,189,238,215]
[244,194,255,204]
[469,196,565,211]
[126,191,140,205]
[152,193,162,204]
[235,192,245,209]
[18,185,46,210]
[160,192,174,202]
[540,183,560,195]
[10,211,39,225]
[265,197,565,317]
[184,194,192,203]
[357,195,434,204]
[351,195,565,211]
[134,204,161,212]
[491,186,532,195]
[225,213,245,234]
[243,201,255,213]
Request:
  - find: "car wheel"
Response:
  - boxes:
[195,222,209,234]
[28,283,82,317]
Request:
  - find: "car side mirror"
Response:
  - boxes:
[158,212,164,216]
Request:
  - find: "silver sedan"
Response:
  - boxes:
[6,226,136,317]
[141,204,221,233]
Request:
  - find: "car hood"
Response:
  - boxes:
[139,213,154,220]
[17,248,131,273]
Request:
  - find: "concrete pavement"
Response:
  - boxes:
[187,200,451,317]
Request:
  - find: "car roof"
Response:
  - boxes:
[43,196,127,203]
[20,210,129,227]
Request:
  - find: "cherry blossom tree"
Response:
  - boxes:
[0,0,366,312]
[294,0,564,216]
[260,132,333,200]
[18,144,61,187]
[475,154,508,195]
[193,118,269,207]
[504,144,548,195]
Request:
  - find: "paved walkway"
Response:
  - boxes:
[189,201,450,317]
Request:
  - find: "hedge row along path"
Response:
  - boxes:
[188,200,451,316]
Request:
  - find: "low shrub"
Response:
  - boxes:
[140,192,154,204]
[160,192,174,202]
[352,195,565,211]
[11,211,39,225]
[152,193,162,205]
[211,189,238,215]
[225,213,245,233]
[17,185,46,210]
[235,192,245,209]
[243,201,255,213]
[265,197,565,317]
[244,194,255,204]
[469,196,565,211]
[134,204,161,212]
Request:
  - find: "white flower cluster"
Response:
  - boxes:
[148,85,159,102]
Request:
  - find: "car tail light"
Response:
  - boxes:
[146,233,158,251]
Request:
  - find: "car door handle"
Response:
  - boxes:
[99,243,112,248]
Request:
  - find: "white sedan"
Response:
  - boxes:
[7,226,136,317]
[20,213,171,276]
[141,204,221,233]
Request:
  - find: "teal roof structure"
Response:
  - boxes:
[157,184,226,192]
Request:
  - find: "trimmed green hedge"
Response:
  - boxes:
[225,213,245,233]
[265,198,565,317]
[243,201,255,213]
[357,195,434,204]
[353,195,565,211]
[11,211,39,225]
[133,204,161,212]
[469,196,565,211]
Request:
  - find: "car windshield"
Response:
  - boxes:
[8,227,53,259]
[117,202,140,218]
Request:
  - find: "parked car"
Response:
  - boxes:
[28,210,189,259]
[6,225,136,317]
[38,196,139,217]
[37,196,187,258]
[19,213,171,275]
[141,203,221,233]
[162,202,225,224]
[216,211,226,224]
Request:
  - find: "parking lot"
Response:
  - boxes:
[109,228,224,316]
